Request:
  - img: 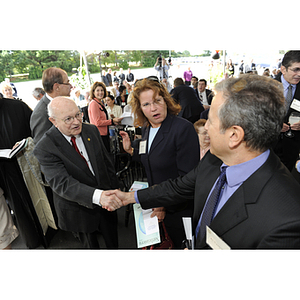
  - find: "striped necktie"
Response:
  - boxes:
[196,167,227,243]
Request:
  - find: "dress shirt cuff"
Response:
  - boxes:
[93,189,103,206]
[297,161,300,173]
[134,191,139,204]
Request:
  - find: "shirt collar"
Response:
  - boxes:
[281,74,296,90]
[221,149,270,187]
[46,93,54,101]
[60,132,81,144]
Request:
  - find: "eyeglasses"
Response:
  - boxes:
[57,82,72,87]
[288,67,300,73]
[200,131,209,136]
[141,98,164,108]
[61,111,83,124]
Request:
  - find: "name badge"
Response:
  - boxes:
[290,99,300,112]
[206,226,231,250]
[139,140,147,154]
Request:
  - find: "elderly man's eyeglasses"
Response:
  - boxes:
[61,112,83,124]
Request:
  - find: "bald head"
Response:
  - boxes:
[48,97,83,137]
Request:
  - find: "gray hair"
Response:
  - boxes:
[32,87,45,97]
[214,74,286,152]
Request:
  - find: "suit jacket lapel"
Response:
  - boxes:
[81,125,99,180]
[197,150,279,248]
[48,126,95,179]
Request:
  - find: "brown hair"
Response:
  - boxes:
[130,78,181,127]
[194,119,207,134]
[42,67,67,93]
[90,81,108,100]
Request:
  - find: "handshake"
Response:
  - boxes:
[99,190,135,211]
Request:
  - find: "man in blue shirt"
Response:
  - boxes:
[106,74,300,249]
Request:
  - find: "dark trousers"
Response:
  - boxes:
[74,210,118,249]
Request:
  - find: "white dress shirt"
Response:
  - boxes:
[62,133,103,206]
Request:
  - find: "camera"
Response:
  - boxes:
[158,53,162,67]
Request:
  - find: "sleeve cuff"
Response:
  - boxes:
[134,191,139,204]
[93,189,103,206]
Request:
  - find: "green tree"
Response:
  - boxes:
[0,50,15,80]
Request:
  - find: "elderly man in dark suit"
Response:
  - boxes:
[273,50,300,172]
[109,74,300,249]
[170,77,204,123]
[33,97,122,249]
[30,67,73,144]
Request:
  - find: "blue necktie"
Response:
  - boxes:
[196,167,227,243]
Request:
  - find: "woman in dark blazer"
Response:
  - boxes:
[120,76,200,248]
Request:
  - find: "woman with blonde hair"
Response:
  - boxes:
[1,83,15,99]
[120,76,200,248]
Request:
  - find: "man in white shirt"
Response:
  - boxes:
[197,79,214,110]
[33,97,122,249]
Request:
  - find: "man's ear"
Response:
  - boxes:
[49,117,57,127]
[280,65,286,75]
[228,125,244,149]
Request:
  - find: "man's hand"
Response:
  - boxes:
[100,191,123,211]
[105,190,136,206]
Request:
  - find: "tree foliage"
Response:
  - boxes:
[0,50,81,80]
[0,50,199,81]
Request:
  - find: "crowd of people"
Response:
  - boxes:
[1,50,300,250]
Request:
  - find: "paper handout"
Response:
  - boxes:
[130,180,161,248]
[206,226,231,250]
[133,204,160,248]
[182,217,194,249]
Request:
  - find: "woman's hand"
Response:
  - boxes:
[113,117,123,124]
[119,131,132,154]
[291,120,300,131]
[281,123,290,133]
[151,207,166,222]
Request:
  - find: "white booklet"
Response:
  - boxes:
[130,181,161,248]
[0,138,27,159]
[133,204,160,248]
